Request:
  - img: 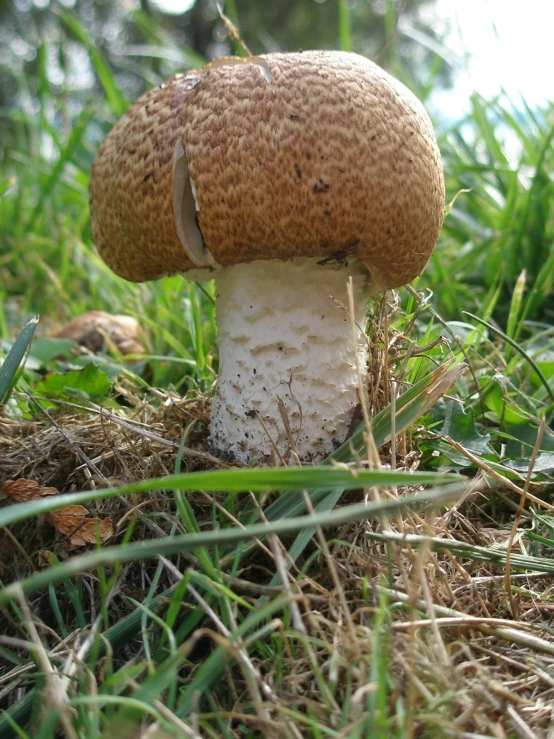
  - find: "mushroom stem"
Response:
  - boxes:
[209,257,372,463]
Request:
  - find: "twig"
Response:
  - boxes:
[14,585,78,739]
[216,3,252,56]
[440,435,554,511]
[378,585,554,657]
[505,416,546,619]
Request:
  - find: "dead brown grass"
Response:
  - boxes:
[1,296,554,737]
[190,511,554,736]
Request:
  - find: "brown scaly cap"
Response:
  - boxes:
[90,51,445,288]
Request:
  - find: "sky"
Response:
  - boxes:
[146,0,554,115]
[434,0,554,114]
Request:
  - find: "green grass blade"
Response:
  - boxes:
[0,317,38,404]
[59,12,128,116]
[275,488,344,581]
[464,311,554,406]
[0,177,16,199]
[259,360,467,526]
[365,530,554,574]
[0,482,465,605]
[263,360,467,582]
[338,0,352,51]
[509,119,554,281]
[333,360,467,463]
[26,106,93,230]
[471,95,509,171]
[0,468,459,530]
[506,269,526,341]
[518,246,554,331]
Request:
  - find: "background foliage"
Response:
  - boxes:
[1,1,554,737]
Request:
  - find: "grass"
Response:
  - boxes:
[1,3,554,738]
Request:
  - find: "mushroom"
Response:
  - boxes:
[53,311,146,358]
[89,51,444,464]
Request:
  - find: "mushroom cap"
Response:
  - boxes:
[90,51,444,289]
[53,311,146,357]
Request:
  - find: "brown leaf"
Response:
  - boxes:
[2,478,59,503]
[70,517,113,548]
[48,505,88,535]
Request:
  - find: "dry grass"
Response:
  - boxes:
[0,386,215,490]
[186,516,554,735]
[1,299,554,737]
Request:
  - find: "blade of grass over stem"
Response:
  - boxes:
[256,360,467,529]
[331,359,467,463]
[264,360,468,579]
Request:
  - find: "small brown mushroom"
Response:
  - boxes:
[53,311,146,358]
[90,51,444,463]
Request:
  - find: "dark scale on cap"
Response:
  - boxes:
[90,51,444,289]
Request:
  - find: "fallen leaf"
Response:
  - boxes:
[70,517,113,548]
[2,478,59,502]
[3,480,113,549]
[48,505,88,535]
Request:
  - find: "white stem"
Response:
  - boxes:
[209,257,372,463]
